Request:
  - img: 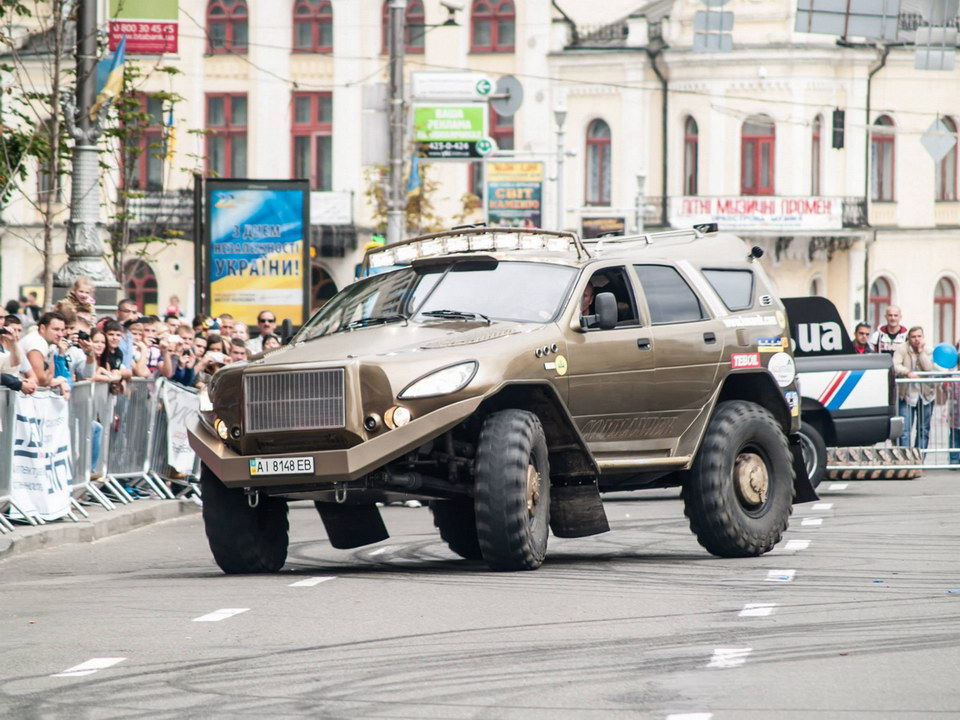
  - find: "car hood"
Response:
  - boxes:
[246,320,533,367]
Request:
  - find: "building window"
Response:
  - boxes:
[126,95,165,191]
[683,116,698,196]
[741,115,775,196]
[937,116,958,202]
[808,275,824,297]
[471,0,515,53]
[934,277,956,345]
[586,119,612,206]
[293,0,333,53]
[292,93,333,190]
[123,259,159,315]
[469,106,514,199]
[811,114,822,196]
[871,115,895,202]
[381,0,425,54]
[868,276,893,330]
[207,0,248,54]
[206,94,247,178]
[36,119,62,203]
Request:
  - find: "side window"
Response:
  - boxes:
[580,267,639,328]
[702,269,754,311]
[633,265,706,324]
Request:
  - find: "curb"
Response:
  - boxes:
[0,499,201,562]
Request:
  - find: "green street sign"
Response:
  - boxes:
[414,104,487,143]
[475,78,493,96]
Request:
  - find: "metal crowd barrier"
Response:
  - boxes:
[1,376,202,530]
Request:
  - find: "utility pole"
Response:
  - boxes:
[55,0,120,307]
[386,0,407,245]
[553,104,567,231]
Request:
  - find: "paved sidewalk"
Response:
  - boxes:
[0,499,201,562]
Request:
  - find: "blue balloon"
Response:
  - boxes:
[932,343,958,369]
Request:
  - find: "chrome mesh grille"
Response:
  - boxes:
[244,369,345,433]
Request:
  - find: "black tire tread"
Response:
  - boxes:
[430,499,483,560]
[800,420,828,489]
[200,465,289,574]
[683,400,793,558]
[474,409,550,571]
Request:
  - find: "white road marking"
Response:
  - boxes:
[739,603,777,617]
[812,502,834,511]
[827,483,849,490]
[706,648,752,668]
[52,657,126,678]
[801,517,824,526]
[192,608,250,622]
[784,539,811,552]
[766,569,796,582]
[666,715,713,720]
[288,576,336,587]
[369,546,392,556]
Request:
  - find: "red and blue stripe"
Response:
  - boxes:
[817,370,864,410]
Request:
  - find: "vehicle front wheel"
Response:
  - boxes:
[200,464,289,574]
[683,400,793,558]
[798,421,828,489]
[474,409,551,571]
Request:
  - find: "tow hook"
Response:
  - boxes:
[335,483,348,504]
[245,489,259,508]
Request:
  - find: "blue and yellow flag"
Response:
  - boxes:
[406,151,421,198]
[89,35,126,120]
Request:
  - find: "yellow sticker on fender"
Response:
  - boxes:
[554,355,568,376]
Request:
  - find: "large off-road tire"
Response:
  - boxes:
[430,499,483,560]
[474,409,551,571]
[798,421,828,489]
[200,464,289,574]
[683,400,793,558]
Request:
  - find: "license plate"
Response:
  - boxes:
[249,456,315,477]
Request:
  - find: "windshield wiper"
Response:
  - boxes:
[343,314,407,330]
[421,309,491,324]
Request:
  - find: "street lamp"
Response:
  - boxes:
[554,104,567,232]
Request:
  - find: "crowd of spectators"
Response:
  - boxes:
[0,277,284,399]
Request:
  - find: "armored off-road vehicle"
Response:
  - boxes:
[189,224,817,573]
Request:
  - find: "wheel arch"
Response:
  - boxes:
[717,372,792,434]
[476,382,598,480]
[799,398,836,446]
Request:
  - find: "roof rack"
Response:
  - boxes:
[583,223,719,255]
[362,226,591,271]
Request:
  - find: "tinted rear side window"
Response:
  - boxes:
[633,264,706,324]
[702,269,755,311]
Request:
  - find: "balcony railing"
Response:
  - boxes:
[572,20,629,48]
[121,189,195,241]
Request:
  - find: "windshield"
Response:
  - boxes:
[296,261,576,340]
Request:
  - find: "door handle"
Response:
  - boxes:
[637,338,651,351]
[703,332,716,344]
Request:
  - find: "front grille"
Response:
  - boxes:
[244,369,345,433]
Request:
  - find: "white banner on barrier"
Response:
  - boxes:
[10,394,72,521]
[161,381,200,475]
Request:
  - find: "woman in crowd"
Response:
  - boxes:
[262,334,281,351]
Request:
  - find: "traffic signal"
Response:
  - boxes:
[832,109,845,149]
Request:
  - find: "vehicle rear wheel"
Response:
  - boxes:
[683,400,793,558]
[474,409,551,571]
[798,421,828,488]
[200,464,288,574]
[430,499,483,560]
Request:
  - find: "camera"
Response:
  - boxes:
[77,330,90,341]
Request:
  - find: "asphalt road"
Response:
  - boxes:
[2,474,959,719]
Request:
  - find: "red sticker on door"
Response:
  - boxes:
[731,352,761,369]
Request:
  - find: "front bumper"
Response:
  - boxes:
[889,415,905,441]
[188,395,484,488]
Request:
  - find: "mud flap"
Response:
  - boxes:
[789,436,819,504]
[315,502,390,549]
[549,484,610,538]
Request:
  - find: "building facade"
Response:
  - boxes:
[1,0,958,342]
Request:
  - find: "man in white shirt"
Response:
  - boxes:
[21,311,70,398]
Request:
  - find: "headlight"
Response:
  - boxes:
[199,387,213,413]
[399,361,478,399]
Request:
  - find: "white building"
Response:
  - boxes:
[1,0,958,343]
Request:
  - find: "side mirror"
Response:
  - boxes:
[595,292,618,330]
[280,318,294,345]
